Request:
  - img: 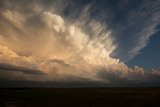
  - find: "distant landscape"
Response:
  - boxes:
[0,88,160,107]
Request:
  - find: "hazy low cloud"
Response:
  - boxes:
[0,63,45,75]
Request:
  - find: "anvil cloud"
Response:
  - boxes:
[0,0,160,87]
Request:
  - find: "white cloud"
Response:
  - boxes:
[0,0,160,86]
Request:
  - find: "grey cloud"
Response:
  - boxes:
[0,63,45,75]
[97,67,160,86]
[50,59,70,66]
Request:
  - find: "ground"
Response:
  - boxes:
[0,88,160,107]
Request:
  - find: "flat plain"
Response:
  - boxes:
[0,88,160,107]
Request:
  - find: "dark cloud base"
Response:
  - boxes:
[0,63,45,75]
[0,78,160,88]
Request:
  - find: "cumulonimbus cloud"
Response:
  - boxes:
[0,0,160,86]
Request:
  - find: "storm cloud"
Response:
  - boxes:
[0,0,160,87]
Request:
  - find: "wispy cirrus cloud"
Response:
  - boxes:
[111,0,160,61]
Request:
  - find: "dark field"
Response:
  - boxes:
[0,88,160,107]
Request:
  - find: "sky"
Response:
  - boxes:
[0,0,160,87]
[127,30,160,69]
